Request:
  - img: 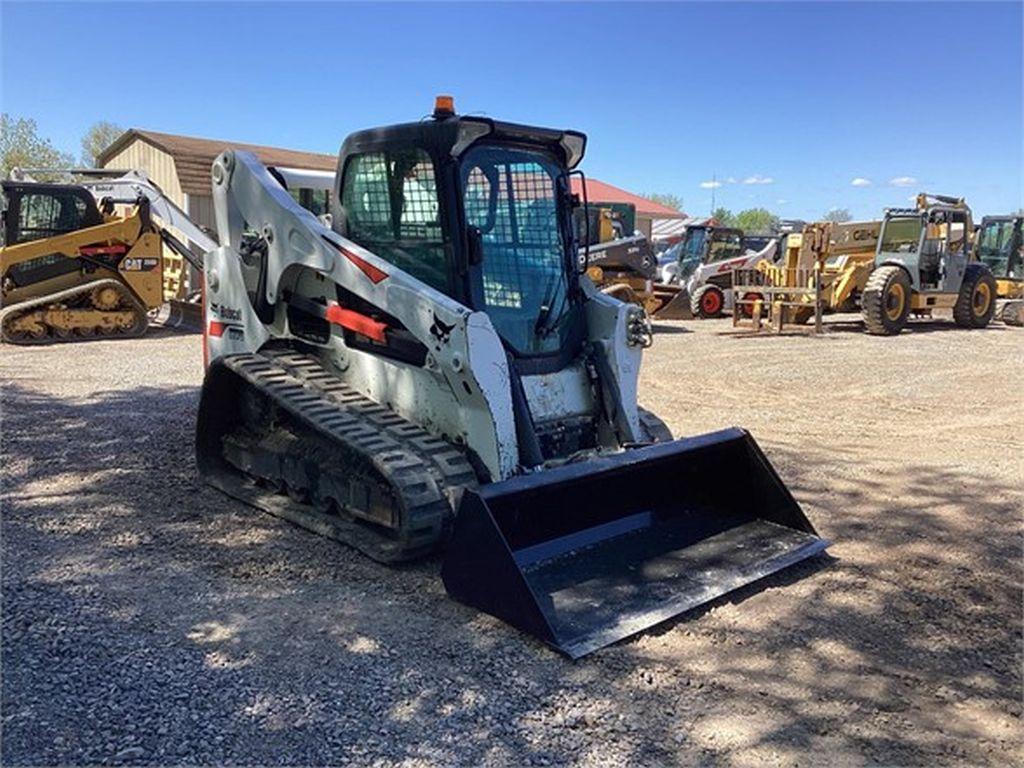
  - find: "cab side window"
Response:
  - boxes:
[16,192,90,244]
[341,149,450,295]
[708,234,743,262]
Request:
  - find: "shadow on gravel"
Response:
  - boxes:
[2,383,1021,766]
[650,323,692,335]
[628,439,1024,764]
[824,319,1014,335]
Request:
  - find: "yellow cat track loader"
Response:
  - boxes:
[196,98,828,657]
[0,179,203,343]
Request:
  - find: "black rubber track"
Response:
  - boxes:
[638,407,673,443]
[1001,299,1024,327]
[1,278,148,345]
[197,349,478,563]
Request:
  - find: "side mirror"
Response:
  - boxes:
[467,225,484,266]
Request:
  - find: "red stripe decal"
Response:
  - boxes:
[208,320,227,338]
[80,244,128,256]
[324,239,388,284]
[325,303,388,343]
[342,248,389,284]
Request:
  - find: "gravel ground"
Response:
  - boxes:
[2,315,1022,766]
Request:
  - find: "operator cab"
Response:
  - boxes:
[331,97,587,369]
[877,202,972,292]
[673,225,744,282]
[1,181,103,247]
[976,215,1022,280]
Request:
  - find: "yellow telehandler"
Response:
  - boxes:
[732,219,881,327]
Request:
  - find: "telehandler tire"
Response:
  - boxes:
[953,264,997,329]
[862,265,911,335]
[690,284,725,318]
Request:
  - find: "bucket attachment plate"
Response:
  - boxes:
[652,287,693,320]
[441,428,827,658]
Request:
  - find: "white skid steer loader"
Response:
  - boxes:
[196,99,827,658]
[660,227,780,319]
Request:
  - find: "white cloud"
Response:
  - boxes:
[742,175,774,185]
[700,180,722,189]
[889,176,918,187]
[724,177,737,184]
[776,199,788,205]
[851,177,872,187]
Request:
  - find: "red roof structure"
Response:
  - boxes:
[570,177,685,219]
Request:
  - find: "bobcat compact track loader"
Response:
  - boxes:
[196,99,827,657]
[0,180,204,343]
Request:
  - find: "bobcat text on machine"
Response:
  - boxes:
[196,97,828,657]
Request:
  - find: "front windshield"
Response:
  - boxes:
[977,221,1015,276]
[658,241,682,265]
[880,216,922,253]
[708,232,743,263]
[461,145,576,357]
[682,229,707,262]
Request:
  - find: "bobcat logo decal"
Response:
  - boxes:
[429,313,456,345]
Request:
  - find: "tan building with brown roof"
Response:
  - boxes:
[96,129,337,232]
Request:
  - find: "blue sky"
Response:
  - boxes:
[2,1,1021,219]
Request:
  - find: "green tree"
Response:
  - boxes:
[643,192,683,212]
[711,207,735,227]
[0,114,74,179]
[81,120,124,166]
[823,207,853,223]
[734,208,779,234]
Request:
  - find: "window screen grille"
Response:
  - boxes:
[461,146,574,356]
[341,150,449,293]
[16,192,89,243]
[463,162,563,310]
